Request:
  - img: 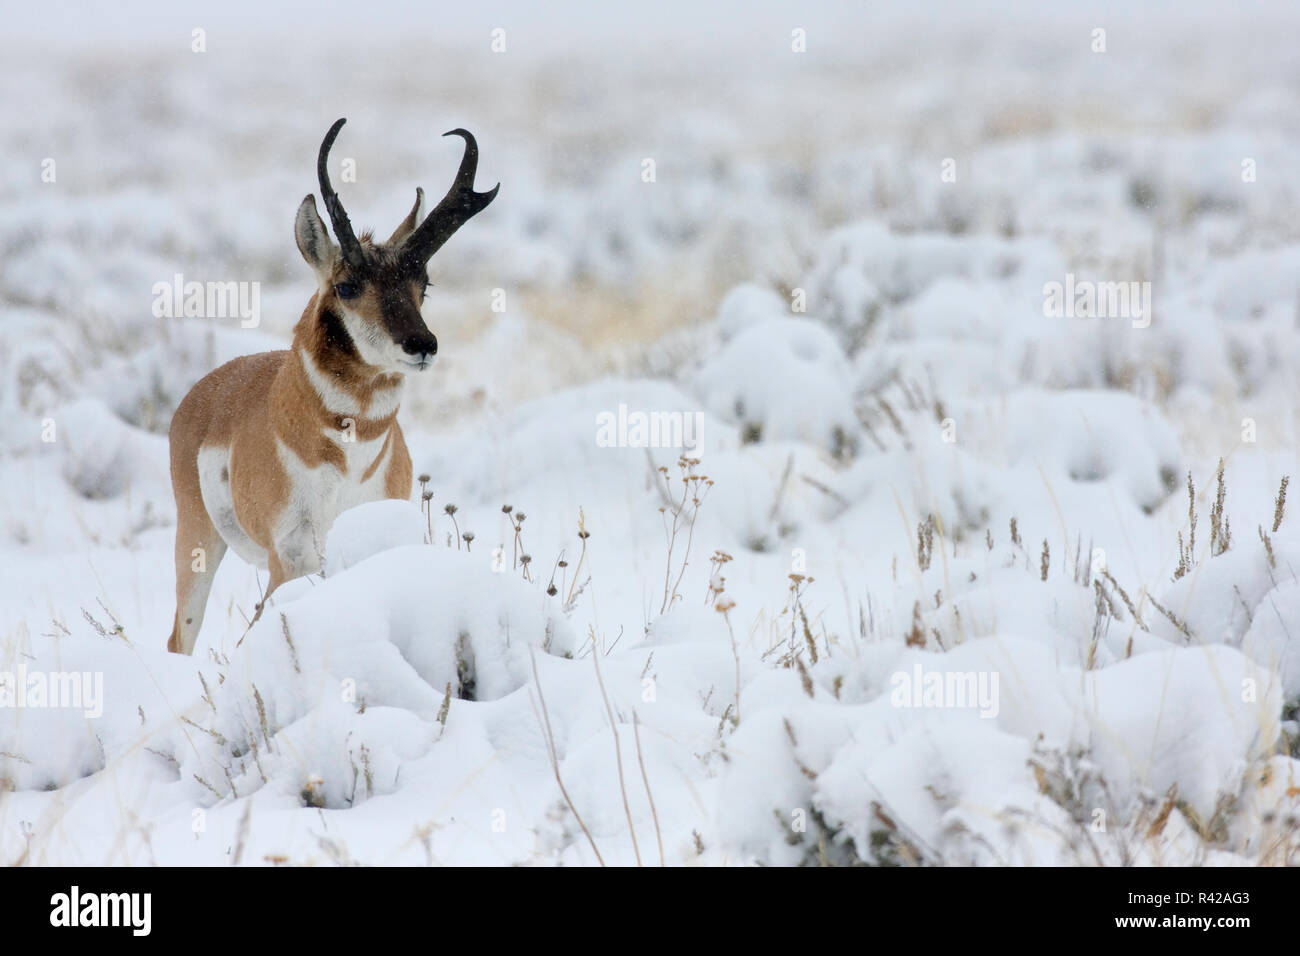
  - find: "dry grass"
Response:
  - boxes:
[654,456,714,616]
[518,273,724,358]
[528,647,605,866]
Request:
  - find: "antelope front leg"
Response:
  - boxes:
[245,519,324,632]
[247,556,286,630]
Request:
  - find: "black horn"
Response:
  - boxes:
[317,118,365,269]
[401,129,498,265]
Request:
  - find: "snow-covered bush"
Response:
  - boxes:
[5,8,1300,867]
[693,316,859,458]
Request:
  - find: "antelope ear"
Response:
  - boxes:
[387,187,425,246]
[295,195,337,275]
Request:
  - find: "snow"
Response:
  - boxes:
[693,317,857,454]
[3,2,1300,866]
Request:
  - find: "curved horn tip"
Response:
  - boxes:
[316,119,363,266]
[322,118,347,144]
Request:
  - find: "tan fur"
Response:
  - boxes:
[167,122,493,655]
[167,266,418,655]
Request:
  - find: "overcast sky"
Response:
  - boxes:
[11,0,1293,54]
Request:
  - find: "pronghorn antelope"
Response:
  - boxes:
[166,118,497,654]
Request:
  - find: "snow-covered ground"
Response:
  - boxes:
[3,2,1300,865]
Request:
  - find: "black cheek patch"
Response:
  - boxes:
[319,307,359,359]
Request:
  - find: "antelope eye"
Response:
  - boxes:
[335,282,360,300]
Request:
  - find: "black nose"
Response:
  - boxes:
[401,332,437,356]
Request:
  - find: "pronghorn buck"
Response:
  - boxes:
[166,118,497,654]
